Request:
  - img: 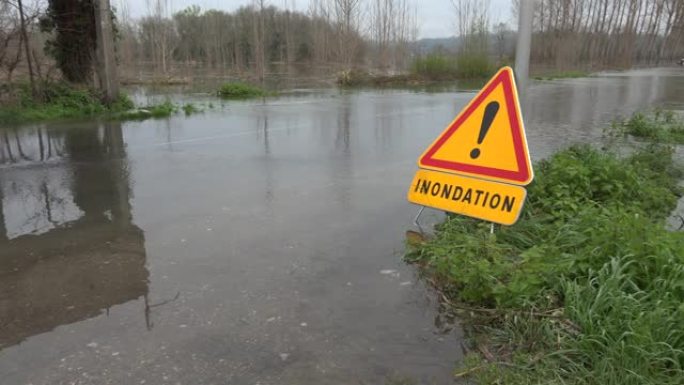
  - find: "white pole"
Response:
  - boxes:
[514,0,534,104]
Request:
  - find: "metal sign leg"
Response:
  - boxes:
[413,206,426,234]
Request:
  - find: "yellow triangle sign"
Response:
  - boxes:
[418,67,533,186]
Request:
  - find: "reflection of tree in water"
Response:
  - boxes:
[336,97,351,153]
[0,128,65,165]
[331,95,353,210]
[0,122,150,350]
[256,109,274,206]
[66,123,132,225]
[0,185,5,242]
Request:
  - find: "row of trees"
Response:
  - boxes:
[528,0,684,69]
[116,0,418,78]
[3,0,684,87]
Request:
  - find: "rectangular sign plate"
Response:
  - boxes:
[407,169,527,225]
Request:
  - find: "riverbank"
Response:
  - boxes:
[406,112,684,384]
[0,81,271,126]
[336,68,594,88]
[0,83,180,125]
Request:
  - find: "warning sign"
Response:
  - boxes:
[408,169,526,225]
[418,66,533,186]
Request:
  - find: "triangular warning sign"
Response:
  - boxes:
[418,67,533,186]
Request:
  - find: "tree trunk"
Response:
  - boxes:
[17,0,37,98]
[94,0,119,104]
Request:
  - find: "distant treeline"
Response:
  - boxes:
[530,0,684,69]
[116,0,417,77]
[1,0,684,88]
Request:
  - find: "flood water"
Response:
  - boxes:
[1,68,683,385]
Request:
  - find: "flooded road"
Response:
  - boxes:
[1,68,683,385]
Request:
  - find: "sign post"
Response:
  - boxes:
[408,67,533,226]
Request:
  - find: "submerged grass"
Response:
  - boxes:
[614,109,684,144]
[407,114,684,384]
[533,70,590,81]
[113,100,177,121]
[182,103,200,116]
[217,82,268,98]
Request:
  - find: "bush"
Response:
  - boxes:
[217,82,266,98]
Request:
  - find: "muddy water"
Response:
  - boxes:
[1,68,683,385]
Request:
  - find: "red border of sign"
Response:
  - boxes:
[418,67,533,185]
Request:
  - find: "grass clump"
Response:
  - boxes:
[113,100,177,121]
[533,70,590,81]
[217,82,267,98]
[407,120,684,383]
[614,109,684,144]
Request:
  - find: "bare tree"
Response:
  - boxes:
[451,0,490,54]
[333,0,362,67]
[253,0,266,81]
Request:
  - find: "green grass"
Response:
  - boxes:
[0,82,181,124]
[533,70,590,81]
[614,109,684,144]
[217,82,267,98]
[407,115,684,384]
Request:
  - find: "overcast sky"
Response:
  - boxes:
[116,0,515,39]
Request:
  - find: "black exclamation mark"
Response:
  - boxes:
[470,101,500,159]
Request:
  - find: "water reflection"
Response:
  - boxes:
[0,122,148,349]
